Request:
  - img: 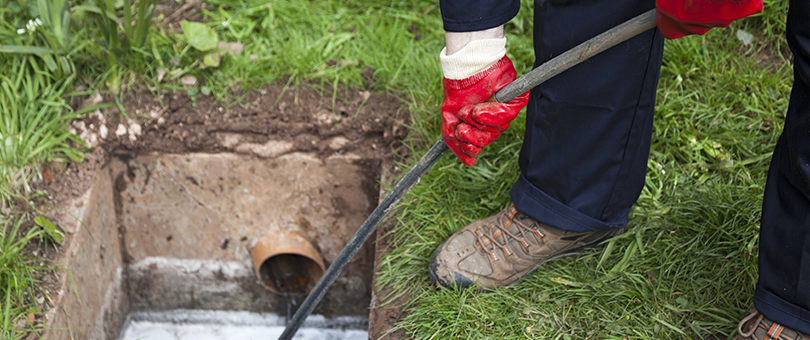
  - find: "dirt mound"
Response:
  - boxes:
[75,84,408,159]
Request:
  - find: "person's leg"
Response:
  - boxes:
[510,0,664,232]
[751,0,810,334]
[430,0,664,289]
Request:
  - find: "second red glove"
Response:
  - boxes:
[656,0,763,39]
[441,56,530,166]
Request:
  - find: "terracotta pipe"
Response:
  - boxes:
[251,230,325,295]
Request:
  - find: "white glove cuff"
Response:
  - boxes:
[440,38,507,80]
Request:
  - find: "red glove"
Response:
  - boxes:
[441,56,530,166]
[656,0,763,39]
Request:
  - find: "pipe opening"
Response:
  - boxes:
[258,253,324,295]
[251,231,326,295]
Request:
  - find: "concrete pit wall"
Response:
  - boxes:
[42,152,380,340]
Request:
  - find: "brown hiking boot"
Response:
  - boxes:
[736,310,809,340]
[428,203,622,290]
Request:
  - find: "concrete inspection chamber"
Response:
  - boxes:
[42,151,384,340]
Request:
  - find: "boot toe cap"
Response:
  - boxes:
[429,241,477,290]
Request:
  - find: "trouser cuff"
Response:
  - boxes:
[754,285,810,334]
[510,174,625,232]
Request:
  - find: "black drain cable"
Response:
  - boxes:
[278,9,656,340]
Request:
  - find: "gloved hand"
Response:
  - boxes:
[441,55,530,166]
[656,0,763,39]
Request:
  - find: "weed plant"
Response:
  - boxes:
[73,0,158,93]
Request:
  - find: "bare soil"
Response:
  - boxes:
[103,84,406,157]
[155,0,206,30]
[56,83,409,203]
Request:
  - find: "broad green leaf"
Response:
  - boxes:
[180,21,218,51]
[35,216,63,244]
[202,51,221,68]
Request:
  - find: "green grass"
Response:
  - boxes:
[182,0,446,110]
[0,1,121,337]
[375,1,792,339]
[0,215,49,340]
[0,56,89,203]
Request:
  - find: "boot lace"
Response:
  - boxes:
[473,206,545,261]
[738,310,805,340]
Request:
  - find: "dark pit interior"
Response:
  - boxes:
[260,254,325,295]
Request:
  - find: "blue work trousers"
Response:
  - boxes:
[509,0,810,332]
[754,0,810,333]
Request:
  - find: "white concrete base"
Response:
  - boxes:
[119,309,367,340]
